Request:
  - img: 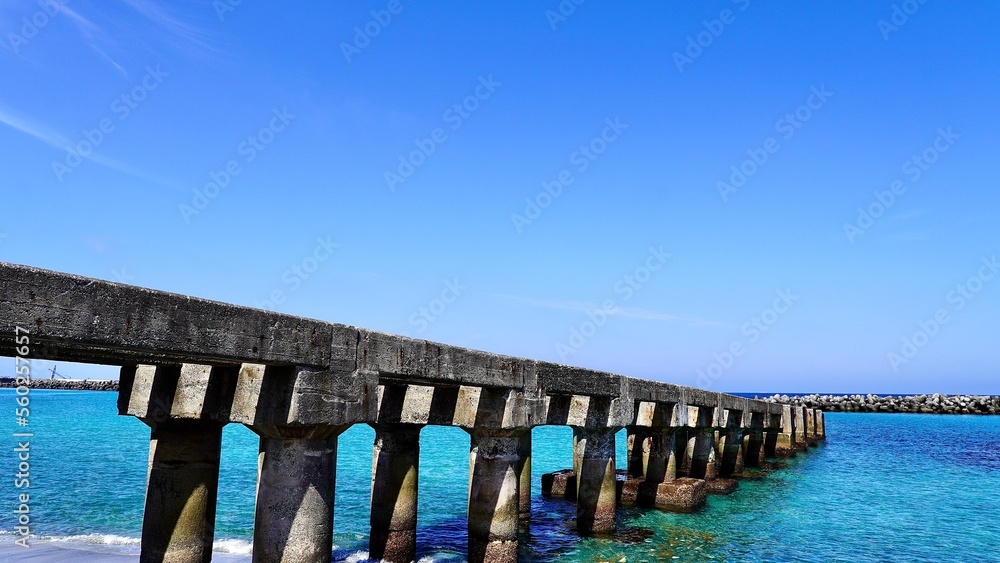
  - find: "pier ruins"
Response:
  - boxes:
[0,262,824,562]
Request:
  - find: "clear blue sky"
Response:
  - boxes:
[2,1,998,394]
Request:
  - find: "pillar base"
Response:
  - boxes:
[654,478,706,512]
[469,537,517,563]
[619,475,642,506]
[369,529,416,563]
[774,446,798,458]
[706,478,739,495]
[541,470,576,499]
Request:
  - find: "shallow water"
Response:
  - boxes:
[1,390,998,562]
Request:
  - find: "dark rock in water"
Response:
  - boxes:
[705,478,738,495]
[614,526,654,544]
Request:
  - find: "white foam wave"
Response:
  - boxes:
[57,533,141,546]
[214,538,253,555]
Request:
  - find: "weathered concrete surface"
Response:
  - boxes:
[139,419,223,563]
[252,428,343,563]
[467,430,523,563]
[775,404,798,457]
[793,406,809,451]
[573,427,618,534]
[654,478,706,512]
[0,262,352,368]
[1,262,791,434]
[541,470,576,499]
[706,478,739,495]
[369,424,421,563]
[517,432,532,521]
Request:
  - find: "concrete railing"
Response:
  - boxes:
[0,262,824,563]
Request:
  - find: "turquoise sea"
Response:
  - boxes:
[1,389,999,562]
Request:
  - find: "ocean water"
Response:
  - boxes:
[1,390,999,562]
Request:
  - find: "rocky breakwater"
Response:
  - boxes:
[0,377,119,391]
[760,393,1000,414]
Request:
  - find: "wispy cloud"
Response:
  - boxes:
[119,0,221,60]
[488,293,730,327]
[0,105,72,148]
[0,104,185,190]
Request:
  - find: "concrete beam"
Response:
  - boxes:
[0,262,353,368]
[357,329,531,390]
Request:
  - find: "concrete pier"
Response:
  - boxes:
[687,407,718,480]
[468,429,524,563]
[369,423,421,563]
[140,418,223,563]
[794,406,809,450]
[0,262,827,562]
[252,427,342,563]
[776,404,799,457]
[517,432,532,521]
[573,426,618,534]
[743,412,766,468]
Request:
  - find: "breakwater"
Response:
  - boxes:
[760,393,1000,414]
[0,377,118,391]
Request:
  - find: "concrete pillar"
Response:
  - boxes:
[805,408,816,444]
[718,429,745,476]
[676,427,693,476]
[517,431,532,522]
[140,419,223,563]
[625,427,648,478]
[369,423,421,563]
[688,408,718,480]
[252,426,344,563]
[817,410,826,440]
[743,431,764,468]
[775,405,798,457]
[643,429,676,484]
[635,428,676,505]
[468,429,524,563]
[794,406,808,450]
[573,426,618,535]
